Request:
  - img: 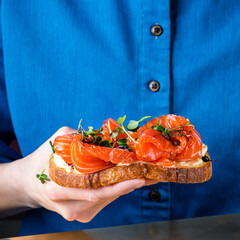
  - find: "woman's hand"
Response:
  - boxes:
[0,127,157,221]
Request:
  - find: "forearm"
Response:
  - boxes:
[0,158,37,218]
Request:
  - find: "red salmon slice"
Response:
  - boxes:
[137,117,162,135]
[71,139,137,165]
[160,114,189,129]
[71,140,114,174]
[135,129,188,161]
[136,115,202,161]
[101,118,127,141]
[127,132,139,152]
[175,129,202,161]
[54,134,82,164]
[138,114,192,134]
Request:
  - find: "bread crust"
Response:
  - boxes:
[49,154,212,188]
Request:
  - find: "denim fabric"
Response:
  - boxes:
[0,0,239,235]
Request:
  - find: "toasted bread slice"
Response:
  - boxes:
[49,153,212,188]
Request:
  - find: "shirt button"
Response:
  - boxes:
[149,190,161,202]
[148,80,160,92]
[150,25,163,36]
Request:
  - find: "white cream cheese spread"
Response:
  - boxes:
[53,153,82,174]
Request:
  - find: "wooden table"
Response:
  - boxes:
[3,213,240,240]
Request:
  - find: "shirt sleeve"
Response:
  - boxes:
[0,4,21,163]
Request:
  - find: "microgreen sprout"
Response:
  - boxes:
[110,127,124,140]
[168,121,195,131]
[49,141,55,153]
[36,168,50,184]
[151,120,195,146]
[77,119,83,133]
[116,115,136,143]
[117,115,126,125]
[126,116,151,132]
[99,140,112,148]
[77,119,109,147]
[78,119,104,139]
[152,124,172,140]
[117,138,131,150]
[36,145,51,184]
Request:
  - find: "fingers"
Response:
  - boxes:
[45,178,159,202]
[43,179,157,223]
[75,197,116,223]
[93,179,146,200]
[45,179,146,202]
[53,197,115,222]
[144,179,159,186]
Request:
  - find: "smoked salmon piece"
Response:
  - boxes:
[160,115,190,129]
[138,114,192,134]
[54,114,203,175]
[135,129,188,161]
[136,115,202,161]
[174,129,202,161]
[101,118,127,141]
[127,132,139,152]
[70,139,137,174]
[71,140,114,174]
[54,134,82,164]
[71,139,137,165]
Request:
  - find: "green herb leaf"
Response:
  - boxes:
[116,138,132,150]
[99,127,104,135]
[164,128,172,140]
[151,124,165,132]
[157,124,165,132]
[110,126,125,140]
[110,131,119,139]
[41,174,49,179]
[36,170,50,184]
[99,140,112,148]
[117,138,128,145]
[126,116,151,131]
[151,124,173,140]
[85,127,104,136]
[126,120,139,131]
[49,141,55,153]
[117,115,126,125]
[92,136,102,145]
[114,126,125,133]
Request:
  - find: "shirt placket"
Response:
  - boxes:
[139,0,171,222]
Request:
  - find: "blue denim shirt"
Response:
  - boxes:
[0,0,239,236]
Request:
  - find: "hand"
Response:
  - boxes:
[16,127,157,222]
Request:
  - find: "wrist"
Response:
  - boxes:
[0,158,37,217]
